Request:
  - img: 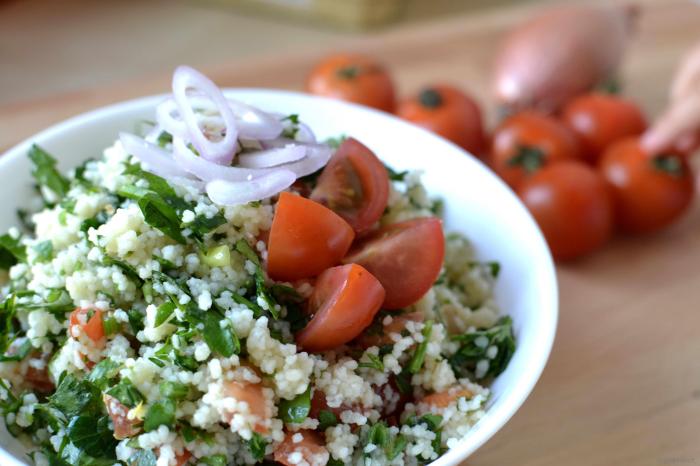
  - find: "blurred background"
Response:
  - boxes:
[2,0,700,465]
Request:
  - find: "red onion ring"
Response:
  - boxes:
[173,137,332,182]
[237,145,306,168]
[119,132,192,179]
[172,66,238,165]
[205,170,296,206]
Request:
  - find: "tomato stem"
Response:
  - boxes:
[419,89,443,108]
[508,145,546,173]
[337,66,360,79]
[652,154,684,177]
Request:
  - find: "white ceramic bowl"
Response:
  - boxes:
[0,90,557,466]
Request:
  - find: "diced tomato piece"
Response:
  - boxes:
[222,381,270,434]
[70,308,106,347]
[274,430,329,466]
[420,387,474,409]
[104,394,142,439]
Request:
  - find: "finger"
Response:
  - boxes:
[641,95,700,155]
[676,131,700,155]
[671,43,700,102]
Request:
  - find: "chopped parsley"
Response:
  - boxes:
[449,316,515,379]
[143,399,176,432]
[0,233,26,269]
[247,432,268,461]
[28,145,70,202]
[317,410,338,430]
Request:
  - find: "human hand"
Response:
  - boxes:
[641,43,700,155]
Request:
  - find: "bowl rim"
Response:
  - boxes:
[0,89,558,466]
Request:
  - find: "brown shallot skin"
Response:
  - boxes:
[493,4,638,113]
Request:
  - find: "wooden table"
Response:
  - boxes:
[1,0,699,464]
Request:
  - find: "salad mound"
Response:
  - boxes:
[0,68,514,466]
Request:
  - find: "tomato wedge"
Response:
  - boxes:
[69,308,105,346]
[268,192,355,281]
[310,138,390,234]
[274,430,329,466]
[419,388,474,410]
[296,264,385,352]
[343,217,444,309]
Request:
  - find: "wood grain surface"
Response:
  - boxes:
[1,1,700,465]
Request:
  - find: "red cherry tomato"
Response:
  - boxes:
[397,85,486,156]
[562,92,647,163]
[310,138,389,234]
[268,192,355,281]
[599,137,694,233]
[518,161,614,261]
[343,217,444,309]
[306,54,396,112]
[69,308,105,346]
[296,264,385,352]
[491,111,581,190]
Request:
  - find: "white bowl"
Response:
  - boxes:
[0,90,558,466]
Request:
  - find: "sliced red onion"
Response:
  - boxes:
[205,170,296,206]
[237,145,306,169]
[119,132,192,179]
[156,99,189,140]
[227,99,284,140]
[296,122,317,143]
[172,66,238,165]
[173,137,331,182]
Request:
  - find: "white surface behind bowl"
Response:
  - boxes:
[0,90,558,466]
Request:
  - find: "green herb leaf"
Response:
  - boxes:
[28,145,70,201]
[324,135,347,150]
[143,399,176,432]
[199,454,227,466]
[103,255,144,285]
[0,338,32,362]
[385,164,408,182]
[317,410,338,431]
[159,381,189,401]
[358,353,384,372]
[247,432,268,461]
[449,316,515,379]
[49,374,102,419]
[154,302,176,327]
[67,415,118,458]
[0,233,26,269]
[203,313,240,357]
[469,261,501,278]
[365,422,389,453]
[32,240,53,263]
[87,358,121,390]
[279,386,311,424]
[105,377,144,408]
[156,131,173,148]
[127,309,145,334]
[137,192,186,244]
[406,320,433,374]
[385,433,407,460]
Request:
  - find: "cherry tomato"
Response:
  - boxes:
[599,138,694,234]
[310,138,389,234]
[174,451,192,466]
[343,217,444,309]
[518,161,614,261]
[274,430,329,466]
[69,308,105,346]
[306,54,396,112]
[297,264,385,352]
[491,111,581,190]
[397,85,486,156]
[222,381,270,434]
[103,394,141,440]
[420,387,474,409]
[562,93,647,163]
[268,192,355,281]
